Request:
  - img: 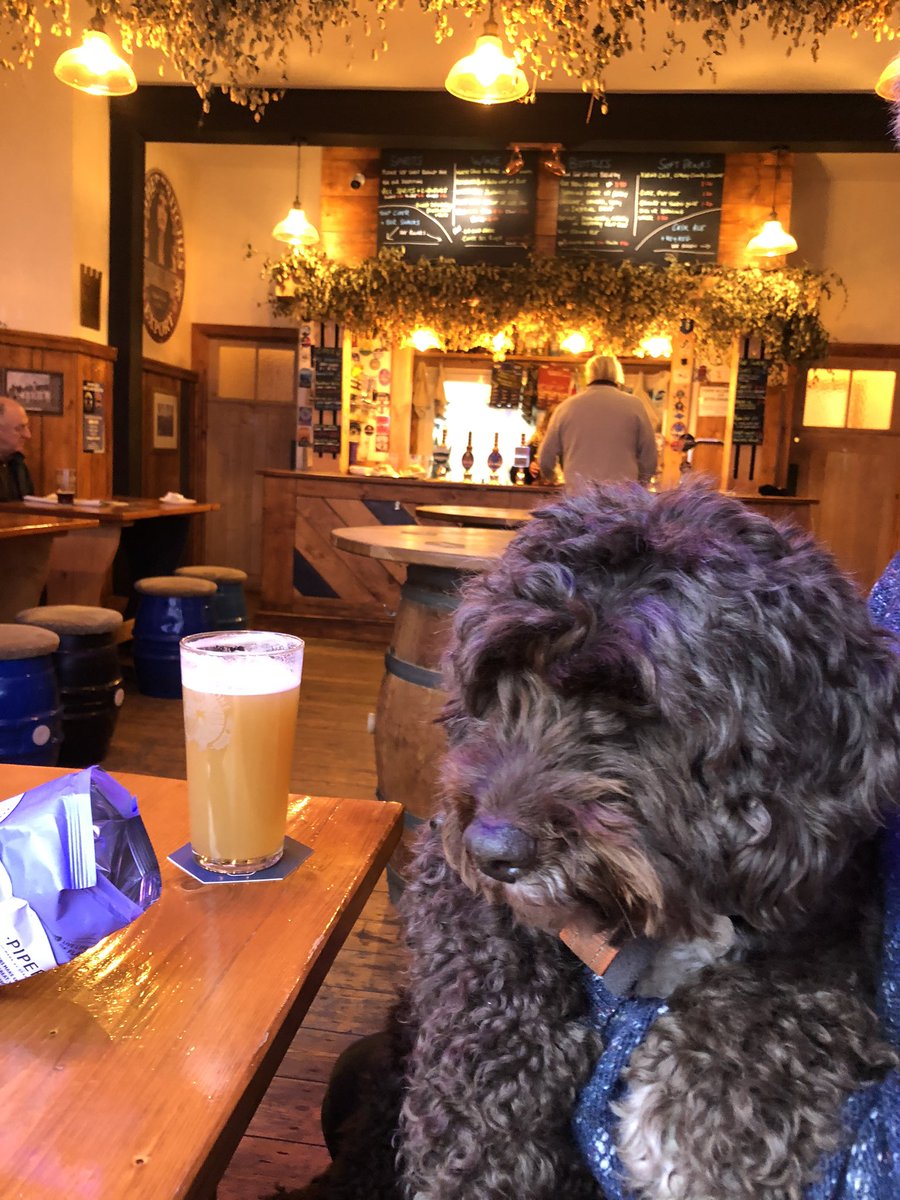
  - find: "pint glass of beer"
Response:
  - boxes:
[180,630,304,874]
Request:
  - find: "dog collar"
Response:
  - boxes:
[559,925,619,976]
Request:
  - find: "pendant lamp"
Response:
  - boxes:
[875,53,900,101]
[745,148,798,260]
[445,3,529,105]
[53,14,137,97]
[272,145,320,247]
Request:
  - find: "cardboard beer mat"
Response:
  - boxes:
[167,836,313,883]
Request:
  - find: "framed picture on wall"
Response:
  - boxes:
[152,391,178,450]
[2,369,64,414]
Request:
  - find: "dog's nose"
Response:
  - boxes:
[464,819,537,883]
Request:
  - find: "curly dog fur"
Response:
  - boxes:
[284,482,900,1200]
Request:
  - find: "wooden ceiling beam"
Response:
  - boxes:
[111,86,895,153]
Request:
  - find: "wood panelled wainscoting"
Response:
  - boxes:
[790,343,900,592]
[0,328,115,497]
[141,357,198,500]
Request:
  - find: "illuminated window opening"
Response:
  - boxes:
[802,368,894,431]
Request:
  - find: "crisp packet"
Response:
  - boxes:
[0,767,162,984]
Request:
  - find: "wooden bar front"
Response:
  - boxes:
[257,470,556,641]
[258,470,818,641]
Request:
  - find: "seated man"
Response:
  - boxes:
[0,396,34,501]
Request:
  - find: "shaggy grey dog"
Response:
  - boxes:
[285,482,900,1200]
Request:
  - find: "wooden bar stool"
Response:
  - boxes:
[0,624,62,766]
[16,605,124,767]
[174,565,249,629]
[133,576,216,699]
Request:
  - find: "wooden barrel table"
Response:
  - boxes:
[415,503,536,529]
[332,524,517,896]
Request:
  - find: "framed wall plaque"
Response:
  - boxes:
[2,368,63,414]
[152,391,179,450]
[143,169,186,343]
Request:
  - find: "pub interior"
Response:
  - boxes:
[1,2,900,1197]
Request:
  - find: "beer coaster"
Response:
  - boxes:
[167,836,313,883]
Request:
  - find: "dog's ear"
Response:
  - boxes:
[669,564,900,932]
[546,622,655,712]
[443,560,595,719]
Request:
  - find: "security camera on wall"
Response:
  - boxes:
[350,173,366,190]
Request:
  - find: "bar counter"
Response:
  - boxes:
[257,469,817,641]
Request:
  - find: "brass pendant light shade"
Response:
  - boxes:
[875,53,900,101]
[273,145,320,247]
[745,147,798,260]
[445,6,528,105]
[53,22,137,97]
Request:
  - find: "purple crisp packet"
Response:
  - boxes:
[0,767,162,984]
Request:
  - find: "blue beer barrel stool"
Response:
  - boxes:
[174,565,249,630]
[0,624,63,766]
[133,576,216,699]
[16,605,125,767]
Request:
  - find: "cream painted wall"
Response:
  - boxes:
[792,153,900,345]
[0,57,895,360]
[0,45,109,342]
[143,143,321,366]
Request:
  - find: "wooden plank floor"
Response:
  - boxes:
[101,634,403,1198]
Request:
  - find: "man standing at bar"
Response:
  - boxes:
[0,395,34,501]
[537,354,658,492]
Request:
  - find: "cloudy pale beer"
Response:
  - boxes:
[180,631,304,874]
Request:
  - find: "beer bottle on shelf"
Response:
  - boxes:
[487,432,503,483]
[513,433,530,485]
[431,427,450,478]
[461,432,475,482]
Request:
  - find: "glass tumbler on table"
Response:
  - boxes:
[180,630,305,874]
[55,467,76,504]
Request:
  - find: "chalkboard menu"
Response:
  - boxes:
[378,151,536,265]
[732,357,771,445]
[557,153,725,264]
[312,346,342,411]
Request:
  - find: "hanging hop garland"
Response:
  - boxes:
[265,247,836,367]
[2,0,898,114]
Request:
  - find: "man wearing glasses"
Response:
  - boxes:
[0,396,34,501]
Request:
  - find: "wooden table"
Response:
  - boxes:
[416,503,536,529]
[333,523,516,572]
[0,511,100,620]
[4,498,220,606]
[333,524,515,893]
[0,764,402,1200]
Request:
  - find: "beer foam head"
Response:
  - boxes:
[180,631,304,695]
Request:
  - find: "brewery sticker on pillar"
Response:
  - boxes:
[143,169,186,343]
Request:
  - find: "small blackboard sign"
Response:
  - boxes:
[732,357,771,445]
[312,347,342,411]
[378,151,536,265]
[557,153,725,264]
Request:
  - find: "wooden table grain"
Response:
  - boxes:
[415,504,535,530]
[3,498,220,607]
[0,512,101,620]
[0,764,402,1200]
[0,513,100,539]
[333,523,516,572]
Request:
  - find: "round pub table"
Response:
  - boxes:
[333,524,517,894]
[415,503,536,530]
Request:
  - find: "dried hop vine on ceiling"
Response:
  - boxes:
[2,0,899,113]
[265,248,836,368]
